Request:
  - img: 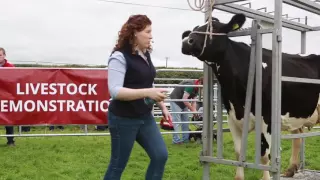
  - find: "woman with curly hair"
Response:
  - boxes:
[104,14,172,180]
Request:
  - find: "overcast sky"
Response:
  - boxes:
[1,0,320,68]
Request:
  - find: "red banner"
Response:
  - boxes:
[0,68,110,125]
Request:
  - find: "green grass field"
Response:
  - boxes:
[0,124,319,180]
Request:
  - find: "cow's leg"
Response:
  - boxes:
[261,122,271,180]
[282,128,302,177]
[228,116,244,180]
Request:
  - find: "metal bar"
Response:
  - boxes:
[288,17,301,22]
[257,7,267,12]
[0,128,234,138]
[224,3,314,31]
[0,130,203,137]
[228,28,273,37]
[4,127,320,137]
[154,78,198,81]
[156,68,203,72]
[201,1,214,180]
[305,16,308,25]
[213,128,230,133]
[153,111,221,115]
[240,2,251,8]
[163,99,202,102]
[259,28,276,34]
[214,4,314,32]
[18,126,22,135]
[198,83,203,102]
[159,120,208,124]
[312,26,320,31]
[271,0,282,178]
[156,120,227,124]
[153,111,204,114]
[255,22,263,165]
[214,0,246,5]
[84,125,88,134]
[199,156,273,171]
[301,31,307,54]
[158,131,203,134]
[281,76,320,84]
[154,84,203,87]
[239,20,258,163]
[1,67,108,70]
[300,30,306,170]
[216,82,224,159]
[213,5,303,31]
[284,0,320,16]
[281,131,320,139]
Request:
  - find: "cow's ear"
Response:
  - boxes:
[222,13,246,33]
[182,30,191,39]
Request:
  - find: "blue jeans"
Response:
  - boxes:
[104,112,168,180]
[170,102,190,144]
[5,126,14,144]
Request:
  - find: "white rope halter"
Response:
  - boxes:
[189,28,227,58]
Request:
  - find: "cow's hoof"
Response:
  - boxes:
[281,164,298,177]
[281,171,295,177]
[234,176,244,180]
[261,177,271,180]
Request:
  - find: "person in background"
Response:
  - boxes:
[0,47,15,146]
[49,126,64,131]
[169,77,203,144]
[21,126,31,132]
[95,125,108,131]
[103,14,171,180]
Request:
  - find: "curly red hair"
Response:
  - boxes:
[113,14,152,53]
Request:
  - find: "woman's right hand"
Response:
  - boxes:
[146,88,168,102]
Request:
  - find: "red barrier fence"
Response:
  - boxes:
[0,68,110,125]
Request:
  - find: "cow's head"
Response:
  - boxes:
[181,13,246,62]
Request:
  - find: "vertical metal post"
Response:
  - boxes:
[305,16,308,26]
[239,20,258,163]
[271,0,283,179]
[84,125,88,134]
[299,31,306,170]
[301,32,306,54]
[255,22,263,165]
[201,1,214,179]
[216,81,223,159]
[213,84,217,110]
[199,86,203,103]
[165,57,169,68]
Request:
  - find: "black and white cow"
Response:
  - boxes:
[181,13,320,180]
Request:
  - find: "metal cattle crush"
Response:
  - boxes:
[192,0,320,180]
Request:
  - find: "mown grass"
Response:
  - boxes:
[0,124,319,180]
